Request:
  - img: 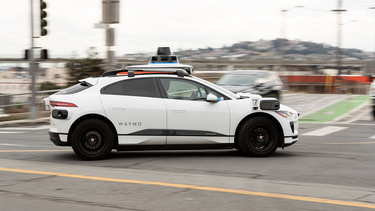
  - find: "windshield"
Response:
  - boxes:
[217,74,258,86]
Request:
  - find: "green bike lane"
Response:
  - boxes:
[299,95,369,123]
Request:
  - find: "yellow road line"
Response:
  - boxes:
[296,142,375,146]
[323,142,375,145]
[0,149,72,152]
[0,167,374,209]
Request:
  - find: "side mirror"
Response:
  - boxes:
[206,94,221,102]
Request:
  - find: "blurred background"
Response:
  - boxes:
[1,0,375,121]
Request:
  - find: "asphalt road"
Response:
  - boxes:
[0,94,374,211]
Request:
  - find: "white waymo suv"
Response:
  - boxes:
[44,47,299,160]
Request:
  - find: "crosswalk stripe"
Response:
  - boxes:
[301,126,348,136]
[369,135,375,139]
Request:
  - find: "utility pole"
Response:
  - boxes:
[102,0,119,71]
[333,0,346,76]
[29,0,37,119]
[279,6,303,72]
[28,0,48,119]
[280,9,286,72]
[371,7,375,74]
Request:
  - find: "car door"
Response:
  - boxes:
[158,77,230,145]
[100,78,167,145]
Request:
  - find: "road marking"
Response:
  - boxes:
[0,131,25,134]
[299,95,368,123]
[0,149,72,152]
[370,135,375,139]
[297,142,375,146]
[0,143,29,147]
[323,142,375,145]
[301,126,347,136]
[0,167,374,209]
[0,125,50,131]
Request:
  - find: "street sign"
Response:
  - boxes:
[103,0,120,24]
[94,23,109,29]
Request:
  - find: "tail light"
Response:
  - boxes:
[50,101,77,107]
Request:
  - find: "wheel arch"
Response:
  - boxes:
[68,114,118,148]
[234,112,284,149]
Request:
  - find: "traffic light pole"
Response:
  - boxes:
[29,0,37,119]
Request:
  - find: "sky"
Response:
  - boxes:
[1,0,375,58]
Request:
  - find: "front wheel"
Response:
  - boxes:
[238,116,280,157]
[71,119,114,160]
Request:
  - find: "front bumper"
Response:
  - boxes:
[49,132,68,146]
[284,136,298,147]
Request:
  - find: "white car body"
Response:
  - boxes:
[44,48,299,160]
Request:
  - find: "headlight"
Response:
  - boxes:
[275,110,298,119]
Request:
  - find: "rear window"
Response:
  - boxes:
[55,81,92,95]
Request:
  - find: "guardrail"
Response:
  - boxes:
[0,89,61,109]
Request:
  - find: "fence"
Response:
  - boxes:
[0,90,60,114]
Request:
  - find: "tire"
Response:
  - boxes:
[373,106,375,119]
[238,116,280,157]
[71,119,114,160]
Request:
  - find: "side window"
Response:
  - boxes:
[124,78,157,98]
[101,78,158,98]
[101,81,125,95]
[160,78,207,101]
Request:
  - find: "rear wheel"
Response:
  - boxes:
[238,116,280,157]
[71,119,114,160]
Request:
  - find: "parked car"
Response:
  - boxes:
[216,70,283,99]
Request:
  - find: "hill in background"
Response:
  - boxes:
[171,39,373,61]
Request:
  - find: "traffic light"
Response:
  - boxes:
[25,49,29,60]
[41,49,48,59]
[40,0,47,36]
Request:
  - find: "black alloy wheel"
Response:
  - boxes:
[80,129,104,155]
[72,119,114,160]
[238,116,280,157]
[249,126,273,151]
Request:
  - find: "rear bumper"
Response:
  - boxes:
[49,131,68,146]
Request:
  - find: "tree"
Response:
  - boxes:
[39,82,61,91]
[66,47,105,86]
